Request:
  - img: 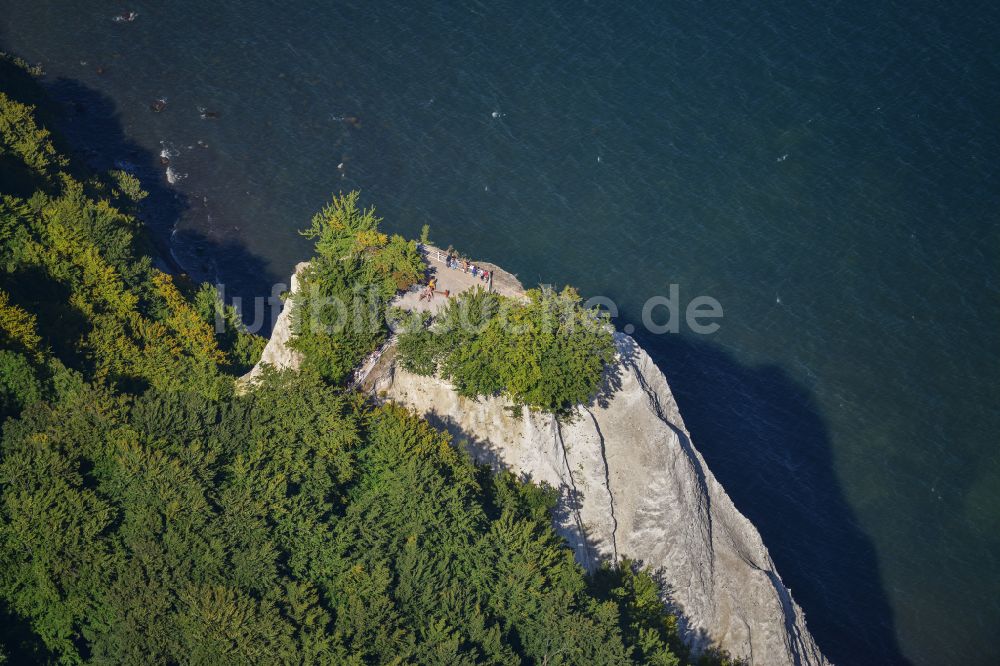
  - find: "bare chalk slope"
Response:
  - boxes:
[239,261,308,385]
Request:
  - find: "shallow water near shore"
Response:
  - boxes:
[2,1,999,664]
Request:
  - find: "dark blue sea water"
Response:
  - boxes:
[2,2,998,663]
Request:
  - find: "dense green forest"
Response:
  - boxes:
[0,54,735,665]
[396,286,615,413]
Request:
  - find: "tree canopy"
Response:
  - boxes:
[290,191,424,384]
[0,54,739,665]
[398,286,616,413]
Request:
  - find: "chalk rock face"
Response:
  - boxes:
[247,263,830,664]
[373,332,830,666]
[239,261,308,384]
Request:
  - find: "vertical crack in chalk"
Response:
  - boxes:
[553,414,594,571]
[582,404,619,564]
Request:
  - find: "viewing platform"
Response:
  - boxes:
[392,243,526,314]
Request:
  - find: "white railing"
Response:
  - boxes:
[418,244,494,292]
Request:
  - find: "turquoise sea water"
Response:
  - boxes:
[2,2,998,663]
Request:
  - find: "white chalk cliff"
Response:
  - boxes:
[248,264,831,666]
[239,262,307,385]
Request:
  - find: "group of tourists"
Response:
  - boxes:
[445,253,491,285]
[414,249,492,305]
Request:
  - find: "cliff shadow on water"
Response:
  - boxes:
[0,57,280,333]
[631,327,910,666]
